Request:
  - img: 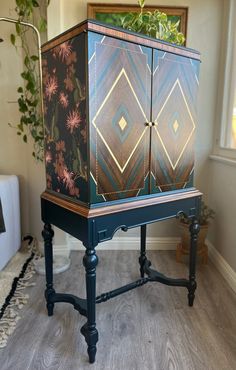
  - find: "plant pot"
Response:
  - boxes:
[176,222,208,264]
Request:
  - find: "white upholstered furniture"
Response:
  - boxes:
[0,175,21,270]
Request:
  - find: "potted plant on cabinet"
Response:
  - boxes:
[121,0,185,45]
[176,202,215,264]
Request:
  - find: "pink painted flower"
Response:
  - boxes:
[62,168,80,196]
[54,152,65,178]
[59,92,69,108]
[55,42,72,61]
[45,76,58,101]
[56,140,66,152]
[45,150,52,164]
[66,109,82,133]
[64,74,74,92]
[62,168,74,188]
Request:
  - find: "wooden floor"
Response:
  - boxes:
[1,250,236,370]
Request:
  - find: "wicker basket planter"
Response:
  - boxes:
[176,222,208,264]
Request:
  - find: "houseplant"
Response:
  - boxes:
[8,0,49,161]
[176,202,215,264]
[121,0,185,45]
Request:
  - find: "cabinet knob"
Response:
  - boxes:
[145,122,157,127]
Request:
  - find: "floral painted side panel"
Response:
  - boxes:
[42,33,88,204]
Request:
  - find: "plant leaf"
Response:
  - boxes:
[38,18,47,32]
[138,0,146,8]
[10,34,16,46]
[32,0,39,7]
[15,22,21,35]
[30,55,39,61]
[24,55,30,67]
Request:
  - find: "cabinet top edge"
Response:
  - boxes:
[41,19,201,61]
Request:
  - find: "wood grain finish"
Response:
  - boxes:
[1,251,236,370]
[41,189,202,218]
[88,34,151,202]
[151,51,200,193]
[41,20,200,61]
[87,22,200,61]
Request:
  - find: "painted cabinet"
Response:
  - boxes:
[42,20,200,208]
[151,50,199,194]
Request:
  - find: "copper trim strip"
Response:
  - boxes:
[41,20,200,61]
[41,190,202,219]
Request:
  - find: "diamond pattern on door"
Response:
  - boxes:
[89,36,151,201]
[151,51,199,193]
[154,78,196,170]
[92,68,148,173]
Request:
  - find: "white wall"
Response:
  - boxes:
[48,0,223,240]
[0,1,48,243]
[208,158,236,271]
[0,1,30,235]
[205,0,236,273]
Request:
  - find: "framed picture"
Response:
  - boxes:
[87,3,188,41]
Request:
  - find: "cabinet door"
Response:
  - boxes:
[88,33,152,203]
[151,50,200,194]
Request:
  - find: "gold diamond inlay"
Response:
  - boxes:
[118,116,127,131]
[154,78,196,170]
[92,68,148,173]
[173,120,179,133]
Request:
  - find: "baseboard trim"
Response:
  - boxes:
[67,236,181,251]
[38,241,70,257]
[206,239,236,294]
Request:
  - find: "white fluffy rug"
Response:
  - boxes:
[0,238,38,348]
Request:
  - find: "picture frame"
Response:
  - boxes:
[87,3,188,41]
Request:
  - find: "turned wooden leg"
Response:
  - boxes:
[81,248,98,364]
[188,219,200,306]
[42,223,55,316]
[139,224,147,278]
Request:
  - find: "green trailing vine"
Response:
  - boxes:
[121,0,185,45]
[9,0,50,161]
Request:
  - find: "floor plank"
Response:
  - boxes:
[1,250,236,370]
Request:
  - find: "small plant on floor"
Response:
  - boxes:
[178,201,215,226]
[120,0,185,45]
